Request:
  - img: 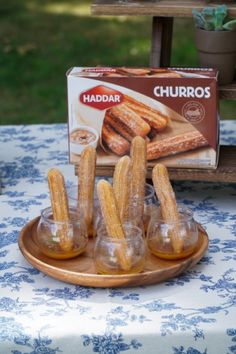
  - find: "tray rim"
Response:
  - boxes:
[18,216,209,288]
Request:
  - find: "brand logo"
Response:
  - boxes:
[79,85,123,110]
[182,101,205,123]
[154,86,211,98]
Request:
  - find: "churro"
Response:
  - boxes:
[104,111,134,142]
[47,168,73,252]
[124,95,168,131]
[108,103,151,139]
[102,123,130,156]
[97,180,131,270]
[78,146,96,236]
[129,136,147,224]
[147,130,208,160]
[113,155,131,222]
[152,163,183,253]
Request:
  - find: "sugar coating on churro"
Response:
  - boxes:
[147,130,208,161]
[47,168,72,252]
[109,103,151,138]
[97,180,131,270]
[124,95,168,131]
[152,163,183,253]
[102,122,130,156]
[113,155,131,222]
[129,136,147,223]
[78,146,96,234]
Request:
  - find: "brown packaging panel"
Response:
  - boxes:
[67,67,219,172]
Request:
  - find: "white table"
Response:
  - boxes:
[0,121,236,354]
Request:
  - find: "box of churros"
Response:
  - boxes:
[67,67,219,175]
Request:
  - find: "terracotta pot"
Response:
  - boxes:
[195,27,236,85]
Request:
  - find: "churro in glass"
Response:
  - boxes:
[96,180,132,271]
[47,168,73,252]
[147,206,199,260]
[129,136,147,227]
[36,207,88,259]
[113,155,131,222]
[94,223,145,275]
[149,163,199,259]
[77,146,97,236]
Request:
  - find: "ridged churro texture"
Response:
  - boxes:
[123,95,168,131]
[47,168,72,252]
[97,180,131,270]
[113,156,131,222]
[147,130,208,161]
[152,164,183,253]
[129,137,147,223]
[102,123,130,156]
[97,180,125,239]
[78,146,97,234]
[104,111,134,142]
[108,103,151,139]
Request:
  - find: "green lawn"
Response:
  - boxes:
[0,0,235,125]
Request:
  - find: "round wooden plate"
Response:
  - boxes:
[18,217,209,288]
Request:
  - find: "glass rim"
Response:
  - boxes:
[144,183,155,200]
[151,205,194,225]
[67,178,112,201]
[97,222,142,240]
[40,206,81,225]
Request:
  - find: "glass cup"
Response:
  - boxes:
[128,183,158,234]
[67,179,112,237]
[147,205,199,260]
[67,184,99,237]
[94,223,146,275]
[36,207,88,259]
[143,183,158,232]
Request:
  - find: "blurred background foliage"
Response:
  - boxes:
[0,0,235,125]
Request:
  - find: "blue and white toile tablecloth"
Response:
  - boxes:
[0,121,236,354]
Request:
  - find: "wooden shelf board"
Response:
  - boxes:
[91,1,236,17]
[80,146,236,182]
[219,79,236,100]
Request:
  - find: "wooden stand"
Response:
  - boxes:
[77,146,236,183]
[91,0,236,182]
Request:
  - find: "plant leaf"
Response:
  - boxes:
[223,19,236,31]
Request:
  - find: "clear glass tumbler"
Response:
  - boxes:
[94,223,146,275]
[128,183,158,234]
[36,207,88,259]
[67,185,99,237]
[147,206,199,260]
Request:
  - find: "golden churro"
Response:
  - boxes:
[152,163,183,253]
[123,95,168,131]
[97,180,131,270]
[147,130,208,160]
[113,155,131,222]
[102,123,130,156]
[129,136,147,225]
[108,103,151,139]
[104,111,134,142]
[78,146,97,236]
[47,168,73,252]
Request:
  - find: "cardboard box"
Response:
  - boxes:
[67,67,219,175]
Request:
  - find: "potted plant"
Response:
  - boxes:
[192,5,236,85]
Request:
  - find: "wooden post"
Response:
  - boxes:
[150,16,174,67]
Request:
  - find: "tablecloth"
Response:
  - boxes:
[0,121,236,354]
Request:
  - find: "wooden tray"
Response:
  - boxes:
[18,217,209,288]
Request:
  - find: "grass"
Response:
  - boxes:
[0,0,235,125]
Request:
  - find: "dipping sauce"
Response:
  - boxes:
[70,129,97,145]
